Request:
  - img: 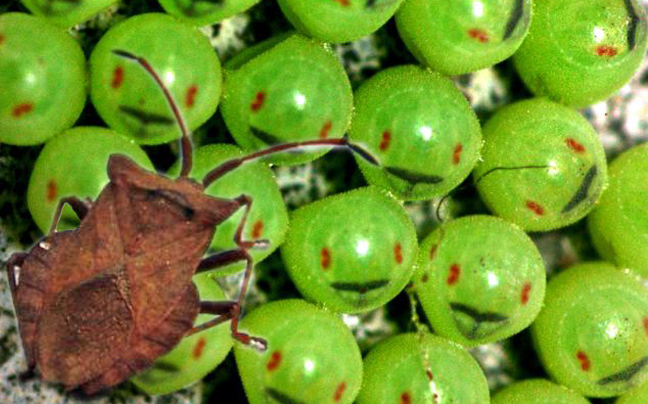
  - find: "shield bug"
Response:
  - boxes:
[4,50,378,394]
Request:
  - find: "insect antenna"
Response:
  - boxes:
[474,164,549,184]
[112,50,193,177]
[202,136,379,187]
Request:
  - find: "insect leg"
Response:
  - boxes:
[48,196,93,235]
[193,248,267,349]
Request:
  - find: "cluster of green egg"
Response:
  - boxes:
[2,0,648,403]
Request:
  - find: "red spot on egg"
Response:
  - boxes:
[333,382,346,402]
[111,66,124,89]
[596,46,618,57]
[526,200,545,216]
[266,350,282,371]
[12,103,33,118]
[251,220,264,239]
[379,130,391,151]
[394,243,403,264]
[321,248,331,270]
[566,137,586,153]
[319,121,332,139]
[576,351,591,371]
[186,85,198,108]
[429,245,438,260]
[250,91,266,112]
[192,337,206,359]
[643,317,648,335]
[447,263,461,285]
[400,391,412,404]
[426,369,433,380]
[0,34,5,45]
[421,273,429,283]
[453,143,463,165]
[521,283,531,305]
[47,179,57,202]
[468,28,489,43]
[335,0,350,6]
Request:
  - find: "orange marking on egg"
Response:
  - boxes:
[596,46,618,57]
[576,351,591,371]
[251,220,264,239]
[192,337,207,359]
[468,28,489,43]
[447,263,461,285]
[526,200,545,216]
[321,248,331,270]
[319,121,332,139]
[333,382,346,402]
[453,142,463,165]
[250,91,266,112]
[394,242,403,264]
[186,85,198,108]
[521,283,531,305]
[379,130,391,151]
[47,179,58,203]
[266,350,282,371]
[111,66,124,89]
[566,137,586,153]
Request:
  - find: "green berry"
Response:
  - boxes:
[281,187,418,313]
[90,13,221,145]
[474,98,607,232]
[357,332,490,404]
[514,0,648,107]
[492,379,592,404]
[221,33,353,166]
[131,272,233,395]
[277,0,405,43]
[235,299,363,404]
[349,65,482,200]
[0,13,86,146]
[588,143,648,279]
[157,0,263,26]
[396,0,532,75]
[27,126,153,233]
[168,144,289,277]
[20,0,117,28]
[415,215,545,347]
[532,262,648,397]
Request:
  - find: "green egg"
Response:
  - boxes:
[27,126,154,234]
[90,13,221,145]
[615,381,648,404]
[514,0,648,107]
[157,0,263,26]
[588,143,648,279]
[474,98,607,232]
[0,13,86,146]
[349,65,482,201]
[131,272,233,395]
[277,0,405,43]
[221,33,353,166]
[20,0,117,28]
[415,215,546,347]
[492,379,592,404]
[234,299,363,404]
[281,186,418,313]
[357,332,490,404]
[168,144,289,277]
[396,0,532,75]
[532,262,648,397]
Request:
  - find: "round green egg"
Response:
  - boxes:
[415,215,546,347]
[492,379,592,404]
[0,13,86,146]
[221,33,353,166]
[349,65,482,200]
[588,143,648,279]
[234,299,363,404]
[20,0,117,28]
[474,98,607,232]
[277,0,405,43]
[357,332,490,404]
[157,0,263,26]
[90,13,221,145]
[396,0,532,75]
[532,262,648,397]
[281,186,418,313]
[513,0,648,107]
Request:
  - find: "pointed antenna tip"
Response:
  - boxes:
[112,49,138,60]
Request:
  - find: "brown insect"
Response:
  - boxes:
[4,50,376,394]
